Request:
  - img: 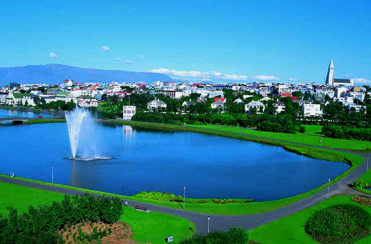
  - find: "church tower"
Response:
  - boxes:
[325,59,334,86]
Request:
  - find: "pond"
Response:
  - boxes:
[0,109,349,201]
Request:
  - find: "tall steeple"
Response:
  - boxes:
[325,59,334,86]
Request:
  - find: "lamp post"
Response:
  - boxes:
[207,216,211,233]
[327,178,330,199]
[183,186,186,209]
[51,165,54,184]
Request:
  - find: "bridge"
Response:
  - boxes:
[0,117,30,124]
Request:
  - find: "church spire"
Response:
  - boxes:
[325,59,334,86]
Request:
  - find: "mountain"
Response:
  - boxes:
[0,64,171,84]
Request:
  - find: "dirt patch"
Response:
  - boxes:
[59,221,138,244]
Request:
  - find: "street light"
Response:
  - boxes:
[51,165,54,184]
[183,186,186,209]
[327,178,330,199]
[207,216,211,233]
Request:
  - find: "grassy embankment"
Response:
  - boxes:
[0,182,195,244]
[187,124,371,151]
[247,195,371,244]
[353,169,371,194]
[24,118,66,124]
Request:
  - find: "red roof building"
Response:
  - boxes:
[214,97,226,102]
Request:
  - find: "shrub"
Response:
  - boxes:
[305,204,371,243]
[180,227,248,244]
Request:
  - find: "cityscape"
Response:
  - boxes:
[0,1,370,244]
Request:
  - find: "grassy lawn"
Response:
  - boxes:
[304,125,323,135]
[0,182,195,244]
[247,195,371,244]
[188,124,371,151]
[24,118,66,124]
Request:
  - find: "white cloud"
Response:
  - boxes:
[49,52,58,58]
[288,77,298,81]
[149,68,248,81]
[352,78,371,84]
[124,59,134,64]
[102,46,110,51]
[115,57,121,61]
[253,75,280,81]
[136,54,146,59]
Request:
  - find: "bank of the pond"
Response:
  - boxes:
[187,124,371,152]
[24,118,66,124]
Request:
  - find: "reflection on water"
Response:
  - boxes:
[123,125,134,137]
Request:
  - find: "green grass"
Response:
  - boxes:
[0,181,65,213]
[188,124,371,151]
[304,125,323,136]
[124,207,195,244]
[247,195,371,244]
[24,118,66,124]
[0,182,194,244]
[353,167,371,194]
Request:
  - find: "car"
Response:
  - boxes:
[37,116,43,118]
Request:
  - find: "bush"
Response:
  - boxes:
[305,204,371,243]
[180,227,248,244]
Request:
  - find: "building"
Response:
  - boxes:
[211,100,226,111]
[147,99,167,111]
[273,100,285,114]
[303,103,322,117]
[325,59,335,86]
[0,92,8,104]
[122,106,136,120]
[325,59,354,87]
[78,96,98,108]
[245,101,265,114]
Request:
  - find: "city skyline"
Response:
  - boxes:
[0,0,370,83]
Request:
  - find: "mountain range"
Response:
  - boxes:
[0,64,171,84]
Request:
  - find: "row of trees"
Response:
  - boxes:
[0,194,123,243]
[321,125,371,141]
[132,111,306,133]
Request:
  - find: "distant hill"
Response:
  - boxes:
[0,64,171,84]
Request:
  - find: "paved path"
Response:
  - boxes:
[0,131,370,234]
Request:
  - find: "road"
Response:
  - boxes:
[0,131,369,234]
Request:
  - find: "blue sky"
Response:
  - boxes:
[0,0,370,83]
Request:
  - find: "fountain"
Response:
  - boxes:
[65,107,111,161]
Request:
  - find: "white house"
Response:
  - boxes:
[273,100,285,114]
[245,101,265,113]
[123,106,136,120]
[78,96,98,108]
[211,100,225,111]
[233,98,244,103]
[147,99,167,111]
[303,103,322,117]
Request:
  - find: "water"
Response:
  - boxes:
[0,108,52,119]
[0,109,350,201]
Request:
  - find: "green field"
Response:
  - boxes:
[0,182,194,244]
[188,124,371,151]
[24,118,66,124]
[248,195,371,244]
